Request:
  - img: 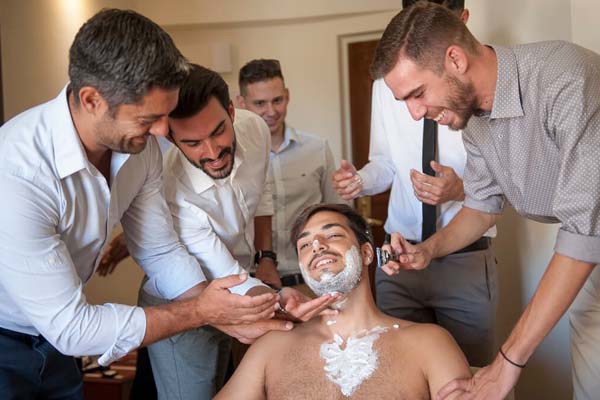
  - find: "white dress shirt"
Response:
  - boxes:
[268,126,346,275]
[162,109,272,293]
[0,87,205,365]
[358,79,496,241]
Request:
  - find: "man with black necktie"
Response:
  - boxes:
[332,0,497,367]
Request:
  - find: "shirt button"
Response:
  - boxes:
[498,134,503,139]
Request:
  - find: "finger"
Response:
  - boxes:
[340,159,357,174]
[382,263,399,275]
[287,294,339,321]
[436,378,471,400]
[213,273,250,289]
[415,192,439,206]
[389,233,405,254]
[430,160,447,175]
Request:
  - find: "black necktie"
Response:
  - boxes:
[422,119,438,242]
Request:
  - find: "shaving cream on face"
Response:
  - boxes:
[299,246,362,297]
[320,326,388,397]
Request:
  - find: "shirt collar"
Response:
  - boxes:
[489,45,525,119]
[50,85,89,179]
[51,84,134,180]
[273,123,300,154]
[181,130,246,195]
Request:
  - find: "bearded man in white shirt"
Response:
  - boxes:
[237,59,346,294]
[0,10,292,400]
[332,0,497,368]
[138,64,339,400]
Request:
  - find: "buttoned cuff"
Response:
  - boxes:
[98,305,146,366]
[463,195,505,214]
[229,275,269,296]
[143,261,206,300]
[555,229,600,264]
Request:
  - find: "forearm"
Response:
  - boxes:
[141,282,208,346]
[254,216,273,251]
[425,206,497,258]
[502,253,594,364]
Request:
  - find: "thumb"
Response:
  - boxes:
[258,319,294,332]
[340,159,356,173]
[430,160,445,173]
[213,273,249,289]
[436,378,470,400]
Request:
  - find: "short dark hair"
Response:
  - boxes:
[169,64,230,119]
[238,59,284,96]
[370,1,479,78]
[291,204,374,253]
[69,8,189,110]
[402,0,464,11]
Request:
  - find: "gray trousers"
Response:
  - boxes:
[139,287,232,400]
[376,247,498,367]
[571,265,600,400]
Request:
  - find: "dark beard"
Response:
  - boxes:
[184,137,237,180]
[445,74,479,130]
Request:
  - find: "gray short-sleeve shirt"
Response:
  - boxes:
[463,41,600,264]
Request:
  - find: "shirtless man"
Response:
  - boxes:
[216,203,470,399]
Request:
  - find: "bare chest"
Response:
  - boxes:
[265,337,430,400]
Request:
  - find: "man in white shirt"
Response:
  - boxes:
[237,59,346,294]
[139,64,339,400]
[0,10,289,399]
[332,0,497,367]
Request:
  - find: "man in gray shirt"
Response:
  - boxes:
[371,3,600,400]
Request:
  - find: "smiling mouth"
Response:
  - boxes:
[311,257,337,271]
[433,110,446,123]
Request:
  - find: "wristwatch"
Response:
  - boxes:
[254,250,278,267]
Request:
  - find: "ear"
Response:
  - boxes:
[78,86,108,116]
[360,243,374,266]
[460,9,470,24]
[444,45,469,76]
[284,87,290,104]
[236,94,246,109]
[228,100,235,121]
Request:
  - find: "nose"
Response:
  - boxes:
[149,116,169,137]
[265,102,277,117]
[405,99,427,121]
[312,237,326,253]
[203,139,220,160]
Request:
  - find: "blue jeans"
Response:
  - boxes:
[0,327,83,399]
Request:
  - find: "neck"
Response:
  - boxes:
[319,274,385,338]
[270,123,285,152]
[471,44,498,113]
[68,92,111,169]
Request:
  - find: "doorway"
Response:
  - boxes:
[339,32,389,247]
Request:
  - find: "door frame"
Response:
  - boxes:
[337,30,382,162]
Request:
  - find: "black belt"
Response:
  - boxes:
[407,237,490,255]
[280,273,304,287]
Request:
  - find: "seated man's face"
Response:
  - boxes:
[295,211,365,296]
[169,97,236,179]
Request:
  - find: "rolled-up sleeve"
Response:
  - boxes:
[0,172,146,365]
[171,200,266,296]
[359,82,396,196]
[121,142,206,300]
[548,65,600,264]
[256,124,274,217]
[462,129,505,214]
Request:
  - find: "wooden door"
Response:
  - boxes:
[347,39,390,247]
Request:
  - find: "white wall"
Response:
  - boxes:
[164,10,397,164]
[0,0,133,119]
